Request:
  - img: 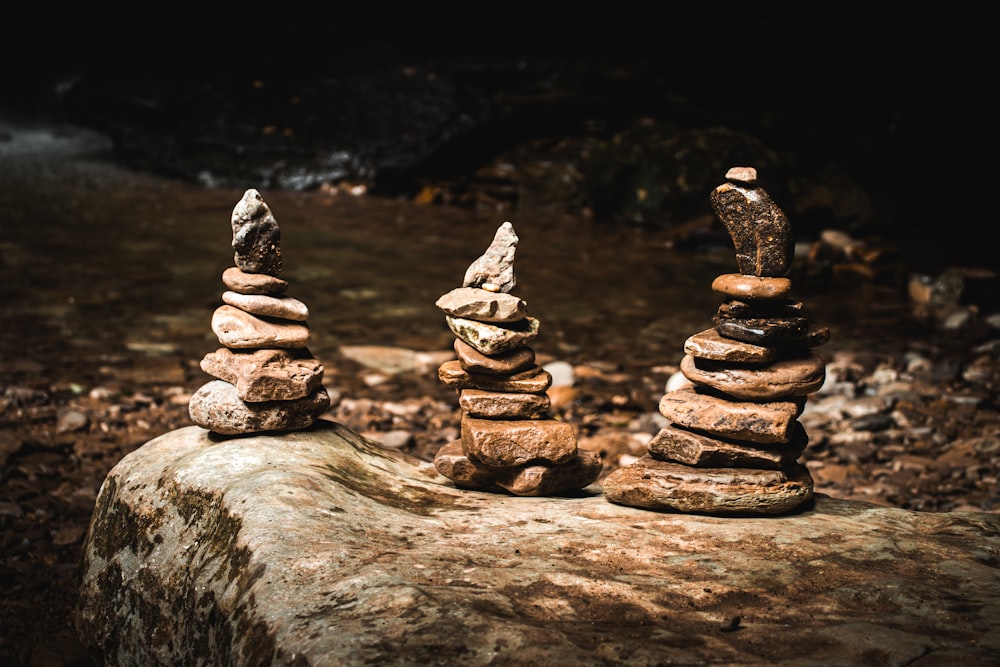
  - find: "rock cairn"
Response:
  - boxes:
[603,167,829,516]
[188,188,330,436]
[432,222,602,496]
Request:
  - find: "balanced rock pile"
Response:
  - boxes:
[604,167,829,515]
[188,188,331,436]
[432,222,602,495]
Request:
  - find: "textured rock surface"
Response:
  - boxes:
[76,421,1000,666]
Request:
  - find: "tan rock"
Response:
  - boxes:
[438,360,552,393]
[76,423,1000,665]
[461,415,578,467]
[211,304,310,349]
[459,389,550,419]
[435,287,527,323]
[199,347,324,402]
[711,273,792,300]
[221,266,288,295]
[446,315,540,355]
[647,423,808,469]
[222,291,309,321]
[658,385,804,444]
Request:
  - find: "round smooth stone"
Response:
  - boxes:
[679,352,826,401]
[711,274,792,300]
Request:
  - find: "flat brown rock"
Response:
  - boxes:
[453,339,536,375]
[462,414,578,466]
[436,287,528,323]
[438,360,553,393]
[459,388,550,419]
[659,385,804,444]
[684,327,778,363]
[211,304,310,349]
[603,455,814,515]
[680,352,826,400]
[199,347,325,402]
[647,423,808,469]
[222,290,309,321]
[221,266,288,295]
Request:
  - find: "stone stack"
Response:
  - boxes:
[432,222,602,496]
[603,167,829,516]
[188,188,330,436]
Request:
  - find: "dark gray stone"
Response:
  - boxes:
[710,170,794,277]
[231,188,282,276]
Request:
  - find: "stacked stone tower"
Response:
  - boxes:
[603,167,829,515]
[188,189,330,436]
[433,222,602,496]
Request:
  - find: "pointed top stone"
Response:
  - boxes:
[462,222,518,293]
[231,189,282,276]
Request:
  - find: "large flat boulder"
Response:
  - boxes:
[75,420,1000,666]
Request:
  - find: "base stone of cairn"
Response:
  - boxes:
[604,167,828,516]
[433,222,602,496]
[187,189,330,436]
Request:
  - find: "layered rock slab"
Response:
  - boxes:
[76,421,1000,666]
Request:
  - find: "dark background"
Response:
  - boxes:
[1,5,990,264]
